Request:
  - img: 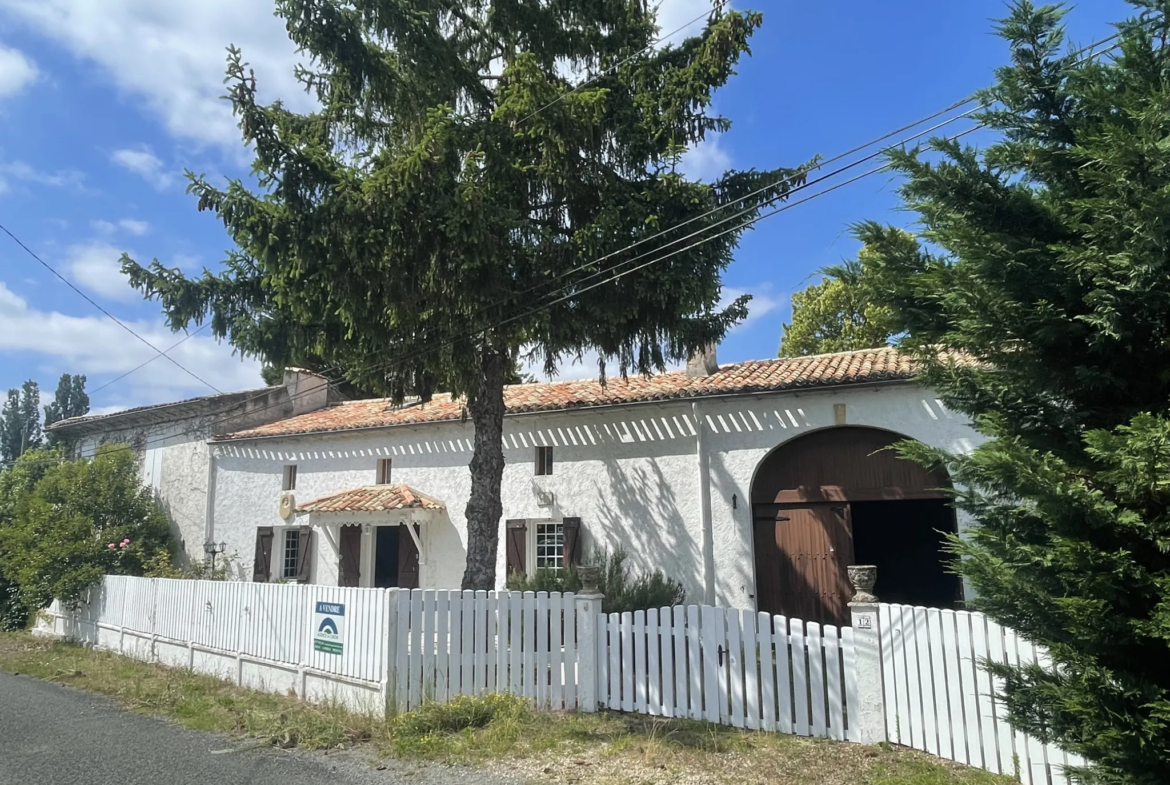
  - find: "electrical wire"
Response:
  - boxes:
[89,323,213,396]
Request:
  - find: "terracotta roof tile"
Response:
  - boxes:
[296,485,445,514]
[222,347,917,442]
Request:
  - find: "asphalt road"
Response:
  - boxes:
[0,671,525,785]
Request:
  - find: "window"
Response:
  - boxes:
[533,521,564,571]
[535,446,553,476]
[282,529,300,579]
[282,464,297,491]
[376,458,392,485]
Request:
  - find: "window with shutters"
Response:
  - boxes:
[282,464,297,491]
[533,521,564,571]
[376,458,392,484]
[534,446,553,476]
[282,529,300,579]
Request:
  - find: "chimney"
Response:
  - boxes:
[283,368,332,415]
[686,344,718,378]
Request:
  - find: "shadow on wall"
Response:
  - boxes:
[588,457,702,602]
[426,511,468,588]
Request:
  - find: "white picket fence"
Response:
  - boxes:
[880,603,1085,785]
[392,589,581,711]
[597,607,857,740]
[39,578,1088,785]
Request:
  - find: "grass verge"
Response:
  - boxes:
[0,633,1014,785]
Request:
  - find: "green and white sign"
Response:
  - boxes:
[313,600,345,655]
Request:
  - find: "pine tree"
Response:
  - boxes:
[123,0,807,588]
[0,390,19,465]
[44,374,89,430]
[0,382,41,463]
[857,3,1170,782]
[777,245,896,357]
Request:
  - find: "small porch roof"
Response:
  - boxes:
[295,484,445,515]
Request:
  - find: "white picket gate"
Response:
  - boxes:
[595,606,858,740]
[879,603,1085,785]
[393,589,580,711]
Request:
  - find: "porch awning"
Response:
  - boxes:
[295,484,445,514]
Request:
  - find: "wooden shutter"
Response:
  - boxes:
[252,527,274,582]
[562,517,582,569]
[506,519,527,575]
[398,525,420,589]
[296,526,313,584]
[338,525,362,587]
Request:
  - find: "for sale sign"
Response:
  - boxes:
[313,600,345,655]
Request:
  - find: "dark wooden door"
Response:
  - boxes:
[753,503,855,626]
[398,525,420,589]
[338,525,362,587]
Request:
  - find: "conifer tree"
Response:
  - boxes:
[124,0,806,588]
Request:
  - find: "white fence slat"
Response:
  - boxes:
[727,609,745,728]
[475,590,489,695]
[563,594,576,710]
[534,592,548,705]
[1020,640,1049,785]
[1004,629,1034,785]
[825,624,844,742]
[902,605,925,751]
[487,592,499,694]
[878,604,899,743]
[596,612,608,709]
[608,613,621,710]
[742,611,760,731]
[686,606,702,720]
[966,612,995,773]
[408,590,424,708]
[940,613,968,762]
[647,609,662,716]
[521,592,536,700]
[549,593,564,709]
[421,591,435,703]
[841,626,859,742]
[634,610,647,714]
[1035,648,1068,785]
[985,616,1016,777]
[790,618,809,736]
[758,613,777,732]
[806,621,826,738]
[450,591,466,697]
[462,590,477,697]
[700,605,720,724]
[674,606,688,718]
[774,615,792,735]
[658,608,673,717]
[435,591,450,703]
[620,612,634,712]
[927,608,953,760]
[395,589,410,709]
[913,606,937,755]
[509,593,522,696]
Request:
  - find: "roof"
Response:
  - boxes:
[296,485,446,514]
[219,347,917,442]
[46,387,274,435]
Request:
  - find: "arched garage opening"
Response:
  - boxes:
[750,426,960,626]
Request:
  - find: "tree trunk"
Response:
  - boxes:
[461,346,509,590]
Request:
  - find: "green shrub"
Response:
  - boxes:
[506,545,685,614]
[391,693,529,749]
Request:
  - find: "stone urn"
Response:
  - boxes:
[576,565,601,594]
[847,564,878,604]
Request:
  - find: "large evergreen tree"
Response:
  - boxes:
[124,0,806,588]
[43,373,90,432]
[857,3,1170,782]
[0,381,42,463]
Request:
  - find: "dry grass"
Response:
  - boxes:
[0,633,1014,785]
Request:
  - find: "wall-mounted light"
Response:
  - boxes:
[203,540,227,570]
[732,494,737,510]
[363,522,372,535]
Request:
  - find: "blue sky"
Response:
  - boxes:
[0,0,1131,415]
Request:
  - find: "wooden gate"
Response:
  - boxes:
[753,504,854,626]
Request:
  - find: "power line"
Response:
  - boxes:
[0,223,223,395]
[89,323,213,396]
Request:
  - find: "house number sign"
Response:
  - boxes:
[856,613,874,630]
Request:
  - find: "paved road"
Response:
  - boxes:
[0,671,524,785]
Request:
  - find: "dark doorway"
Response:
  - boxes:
[851,499,960,609]
[374,526,400,588]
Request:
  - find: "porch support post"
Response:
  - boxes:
[848,564,886,744]
[573,565,604,713]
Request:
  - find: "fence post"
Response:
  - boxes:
[380,589,397,716]
[574,566,605,713]
[847,564,886,744]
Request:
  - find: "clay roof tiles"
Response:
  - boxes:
[296,484,445,514]
[221,347,916,442]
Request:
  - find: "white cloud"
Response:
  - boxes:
[680,133,732,180]
[91,218,149,236]
[65,241,140,303]
[0,159,85,194]
[720,284,781,327]
[0,280,262,406]
[0,43,37,98]
[111,146,174,190]
[1,0,313,153]
[655,0,721,43]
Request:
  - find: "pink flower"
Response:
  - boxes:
[107,544,116,549]
[121,538,130,545]
[119,542,128,548]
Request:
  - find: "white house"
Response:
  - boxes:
[46,369,336,564]
[208,347,982,626]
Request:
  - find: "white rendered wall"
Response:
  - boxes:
[211,383,984,608]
